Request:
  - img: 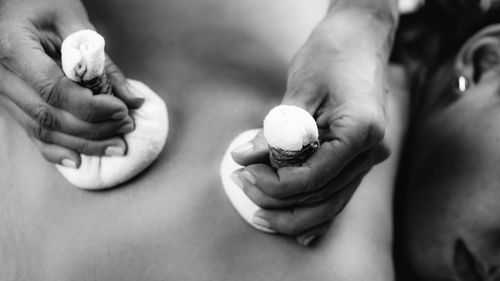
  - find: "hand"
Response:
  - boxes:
[0,0,144,168]
[231,9,395,245]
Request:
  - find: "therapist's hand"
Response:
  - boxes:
[0,0,144,168]
[231,8,396,245]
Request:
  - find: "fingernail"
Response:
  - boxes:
[61,159,77,169]
[118,122,134,134]
[230,172,244,190]
[241,170,256,185]
[111,111,127,120]
[232,142,253,154]
[299,235,316,246]
[126,82,145,100]
[252,215,271,230]
[105,146,125,156]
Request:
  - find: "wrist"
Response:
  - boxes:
[313,9,397,59]
[328,0,399,27]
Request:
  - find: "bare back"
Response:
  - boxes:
[0,1,407,280]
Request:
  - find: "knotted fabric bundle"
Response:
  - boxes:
[57,30,168,190]
[220,105,318,232]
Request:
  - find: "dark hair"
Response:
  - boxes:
[392,0,500,117]
[393,3,500,279]
[393,0,500,68]
[393,3,500,280]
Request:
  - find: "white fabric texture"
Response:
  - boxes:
[220,129,275,233]
[263,105,318,151]
[61,30,106,82]
[57,30,168,189]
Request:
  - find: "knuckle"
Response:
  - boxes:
[357,106,386,145]
[304,180,317,194]
[373,143,391,163]
[30,105,60,131]
[37,77,65,108]
[83,109,96,122]
[0,29,15,64]
[0,24,37,65]
[83,99,99,122]
[303,168,322,193]
[366,118,386,145]
[31,124,52,143]
[320,140,338,156]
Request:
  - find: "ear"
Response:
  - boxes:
[456,24,500,84]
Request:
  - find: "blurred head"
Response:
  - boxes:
[394,2,500,280]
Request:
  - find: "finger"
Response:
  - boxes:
[230,168,296,209]
[271,107,386,196]
[231,130,270,166]
[296,221,332,247]
[40,76,130,122]
[294,146,387,206]
[0,94,86,163]
[3,93,127,156]
[241,149,369,200]
[0,65,133,139]
[32,127,127,157]
[105,56,145,109]
[55,109,134,140]
[251,176,362,235]
[1,24,129,122]
[235,148,376,209]
[32,139,81,168]
[313,98,387,168]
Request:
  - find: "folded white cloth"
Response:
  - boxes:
[221,106,318,232]
[220,129,275,233]
[62,30,106,83]
[57,30,168,189]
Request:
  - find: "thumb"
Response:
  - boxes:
[231,130,270,166]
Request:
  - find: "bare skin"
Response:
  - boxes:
[0,0,399,241]
[397,24,500,281]
[232,0,399,240]
[0,1,408,280]
[0,0,144,168]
